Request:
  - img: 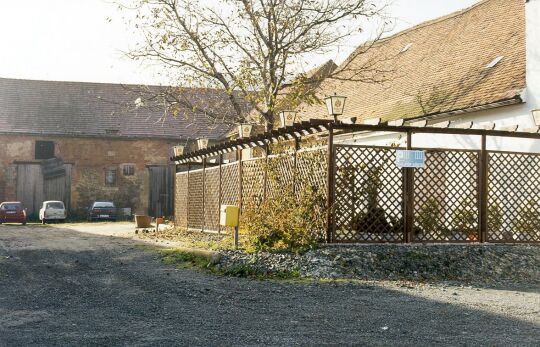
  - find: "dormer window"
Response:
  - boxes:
[401,43,413,53]
[485,56,504,69]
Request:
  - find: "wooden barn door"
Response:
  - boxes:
[43,164,72,212]
[16,163,43,217]
[148,165,174,217]
[16,162,72,217]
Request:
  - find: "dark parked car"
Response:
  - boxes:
[0,201,27,225]
[88,201,117,221]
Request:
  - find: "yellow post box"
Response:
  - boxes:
[220,205,239,227]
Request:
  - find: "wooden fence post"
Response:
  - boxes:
[326,126,335,243]
[293,137,300,194]
[201,157,206,232]
[186,163,191,230]
[479,134,488,242]
[238,147,243,220]
[404,131,414,243]
[263,142,269,200]
[218,153,223,234]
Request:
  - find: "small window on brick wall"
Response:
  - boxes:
[105,168,117,186]
[35,141,55,160]
[122,164,135,176]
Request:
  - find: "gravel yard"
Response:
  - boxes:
[0,223,538,346]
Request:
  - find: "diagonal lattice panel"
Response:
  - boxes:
[488,152,540,242]
[334,146,404,242]
[241,159,265,212]
[204,167,220,232]
[221,162,239,207]
[175,172,188,228]
[296,148,328,198]
[187,169,204,230]
[266,154,295,199]
[413,150,479,242]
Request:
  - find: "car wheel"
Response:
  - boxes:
[22,221,26,226]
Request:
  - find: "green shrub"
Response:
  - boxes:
[417,197,444,234]
[452,198,477,234]
[513,199,540,236]
[241,185,326,253]
[488,201,504,232]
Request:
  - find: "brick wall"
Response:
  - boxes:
[0,134,178,215]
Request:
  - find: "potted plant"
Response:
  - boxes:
[452,198,478,241]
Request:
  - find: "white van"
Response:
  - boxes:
[39,200,67,224]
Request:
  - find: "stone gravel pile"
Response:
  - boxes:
[218,244,540,287]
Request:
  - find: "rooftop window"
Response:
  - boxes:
[400,43,413,53]
[485,56,504,69]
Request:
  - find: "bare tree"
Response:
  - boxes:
[121,0,390,128]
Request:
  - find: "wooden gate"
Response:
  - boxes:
[148,165,174,217]
[16,162,72,217]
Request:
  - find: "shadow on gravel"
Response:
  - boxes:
[0,225,538,346]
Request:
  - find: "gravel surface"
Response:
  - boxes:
[0,223,539,346]
[218,244,540,289]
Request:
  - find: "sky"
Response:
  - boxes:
[0,0,479,85]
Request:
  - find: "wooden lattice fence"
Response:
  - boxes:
[175,142,540,243]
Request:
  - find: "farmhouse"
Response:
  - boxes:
[296,0,539,150]
[171,0,540,244]
[0,78,242,218]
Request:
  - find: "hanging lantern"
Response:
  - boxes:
[197,138,209,150]
[279,110,297,127]
[173,145,184,157]
[238,124,253,138]
[324,93,347,121]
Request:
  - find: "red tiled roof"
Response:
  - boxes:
[297,0,526,122]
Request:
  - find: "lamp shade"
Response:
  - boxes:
[173,145,184,157]
[197,138,209,150]
[324,94,347,117]
[238,124,253,138]
[279,110,297,127]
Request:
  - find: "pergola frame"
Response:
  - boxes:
[171,118,540,164]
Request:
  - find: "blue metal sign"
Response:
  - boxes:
[396,150,426,168]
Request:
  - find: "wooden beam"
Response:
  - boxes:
[450,121,473,129]
[430,120,451,128]
[388,119,405,127]
[408,120,428,128]
[472,122,496,130]
[362,117,381,125]
[497,124,519,132]
[521,126,540,133]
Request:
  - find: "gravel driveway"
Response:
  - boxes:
[0,223,538,346]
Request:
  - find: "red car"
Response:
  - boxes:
[0,201,27,225]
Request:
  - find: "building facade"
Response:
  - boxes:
[0,78,240,218]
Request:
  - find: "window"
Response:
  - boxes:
[122,164,135,176]
[105,168,117,186]
[485,56,504,69]
[35,141,55,160]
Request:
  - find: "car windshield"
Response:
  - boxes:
[1,204,21,210]
[94,202,114,208]
[46,202,64,209]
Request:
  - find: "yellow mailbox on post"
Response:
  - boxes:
[220,205,239,227]
[220,205,240,249]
